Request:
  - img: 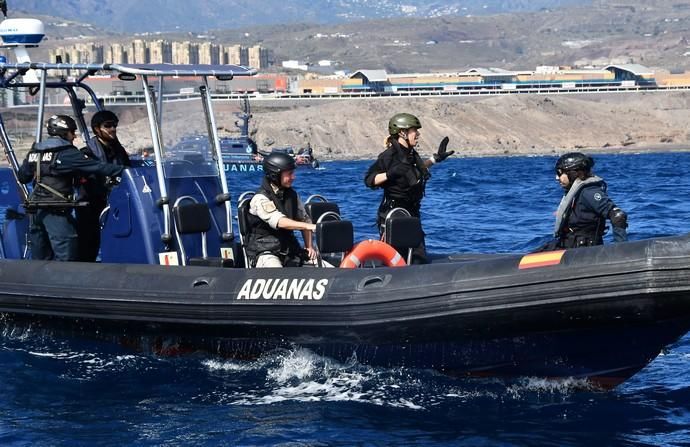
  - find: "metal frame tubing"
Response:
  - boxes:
[200,77,233,240]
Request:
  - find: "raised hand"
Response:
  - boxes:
[433,136,455,162]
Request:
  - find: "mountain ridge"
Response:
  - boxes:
[15,0,584,33]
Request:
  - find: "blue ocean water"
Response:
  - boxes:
[2,153,690,446]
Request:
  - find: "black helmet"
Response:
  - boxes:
[388,113,421,135]
[46,115,77,138]
[263,152,296,184]
[91,110,119,129]
[555,152,594,174]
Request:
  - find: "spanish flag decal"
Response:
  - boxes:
[518,250,566,270]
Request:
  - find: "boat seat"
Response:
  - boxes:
[306,201,341,223]
[315,220,354,267]
[237,191,255,269]
[173,202,233,268]
[384,216,423,265]
[305,195,341,223]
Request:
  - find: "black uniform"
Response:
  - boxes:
[364,139,430,262]
[76,136,131,262]
[555,178,627,249]
[18,136,124,261]
[245,178,304,267]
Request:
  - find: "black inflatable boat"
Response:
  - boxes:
[1,59,690,390]
[2,233,690,389]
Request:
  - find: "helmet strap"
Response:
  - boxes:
[399,130,412,148]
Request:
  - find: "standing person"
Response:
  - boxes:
[246,152,317,268]
[364,112,455,263]
[76,110,131,262]
[17,115,125,261]
[549,152,628,249]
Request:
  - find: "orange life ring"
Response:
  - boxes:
[340,240,407,268]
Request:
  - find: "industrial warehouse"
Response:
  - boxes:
[3,62,690,107]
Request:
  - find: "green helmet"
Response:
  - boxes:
[388,113,421,135]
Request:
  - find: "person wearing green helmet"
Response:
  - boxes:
[364,112,455,263]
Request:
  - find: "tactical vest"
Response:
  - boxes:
[245,179,302,265]
[25,144,75,205]
[558,183,607,248]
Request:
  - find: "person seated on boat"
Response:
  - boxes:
[17,115,125,261]
[546,152,628,250]
[246,152,318,268]
[364,113,454,263]
[76,110,132,262]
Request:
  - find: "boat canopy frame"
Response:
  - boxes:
[0,61,257,247]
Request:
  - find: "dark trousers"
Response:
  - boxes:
[29,209,78,261]
[76,200,106,262]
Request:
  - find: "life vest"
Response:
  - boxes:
[245,178,302,265]
[556,180,608,248]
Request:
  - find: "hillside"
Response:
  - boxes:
[4,92,689,160]
[16,0,690,74]
[16,0,584,33]
[95,92,690,160]
[242,92,690,159]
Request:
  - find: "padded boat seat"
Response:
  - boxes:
[173,202,233,267]
[306,201,340,223]
[315,220,354,267]
[385,216,423,265]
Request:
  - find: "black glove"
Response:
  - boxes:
[433,136,455,163]
[386,163,408,181]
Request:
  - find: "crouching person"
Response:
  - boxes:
[246,152,317,268]
[551,152,627,249]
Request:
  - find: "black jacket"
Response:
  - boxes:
[78,136,131,202]
[18,137,124,206]
[364,139,430,212]
[557,179,626,248]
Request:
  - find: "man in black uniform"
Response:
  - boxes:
[364,113,454,263]
[551,152,628,249]
[76,110,131,261]
[246,152,316,268]
[17,115,125,261]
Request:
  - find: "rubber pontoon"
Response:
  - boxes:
[1,234,690,389]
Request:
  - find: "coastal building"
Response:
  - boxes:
[50,40,272,69]
[282,60,309,71]
[78,73,288,97]
[225,44,248,66]
[296,64,664,94]
[198,42,221,65]
[172,41,197,65]
[130,39,148,64]
[106,43,128,64]
[148,39,172,64]
[49,43,104,65]
[248,45,271,69]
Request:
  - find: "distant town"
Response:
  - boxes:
[48,39,273,69]
[3,37,690,109]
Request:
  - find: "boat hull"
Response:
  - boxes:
[2,235,690,388]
